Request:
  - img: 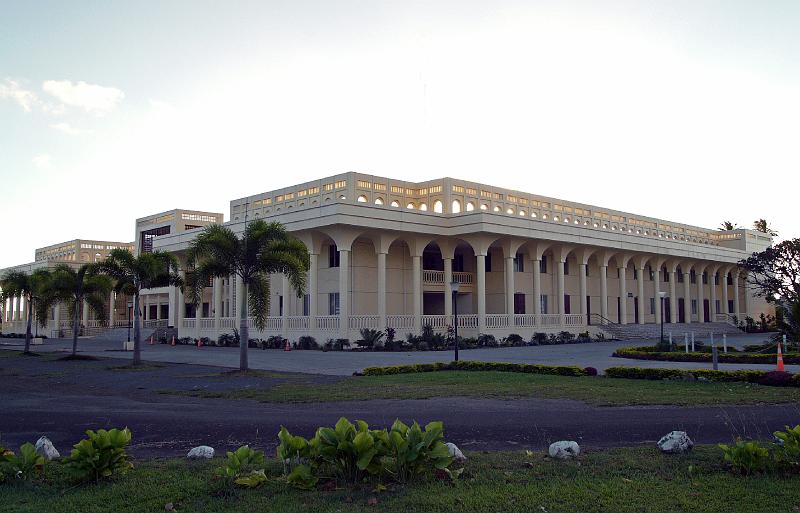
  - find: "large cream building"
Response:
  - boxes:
[1,172,773,342]
[144,172,772,343]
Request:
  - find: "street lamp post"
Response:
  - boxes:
[451,280,460,362]
[658,291,667,345]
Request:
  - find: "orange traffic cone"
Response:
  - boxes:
[777,342,785,372]
[171,336,176,347]
[284,339,291,352]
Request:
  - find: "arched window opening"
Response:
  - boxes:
[406,202,415,209]
[391,200,400,207]
[466,202,475,212]
[375,197,384,205]
[433,200,443,213]
[419,203,428,211]
[357,195,368,203]
[451,200,461,213]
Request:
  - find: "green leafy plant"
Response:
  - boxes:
[315,417,383,482]
[216,445,267,487]
[774,424,800,467]
[362,360,587,377]
[287,464,318,490]
[65,428,133,482]
[376,419,453,483]
[719,440,771,475]
[0,443,45,481]
[356,328,384,349]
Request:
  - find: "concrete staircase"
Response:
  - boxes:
[598,322,741,341]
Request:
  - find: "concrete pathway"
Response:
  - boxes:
[2,332,791,376]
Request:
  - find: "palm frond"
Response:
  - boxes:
[248,273,271,331]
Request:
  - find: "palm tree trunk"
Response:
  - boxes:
[238,280,249,371]
[133,292,142,366]
[24,297,32,354]
[72,299,80,356]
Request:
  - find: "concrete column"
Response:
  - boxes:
[108,292,115,327]
[654,269,661,325]
[722,271,730,316]
[11,296,18,321]
[477,254,486,332]
[339,249,350,338]
[600,265,608,320]
[282,275,289,339]
[532,258,542,315]
[557,260,565,315]
[743,275,752,319]
[506,256,515,324]
[176,271,185,336]
[669,271,678,324]
[733,272,741,320]
[697,271,705,323]
[443,257,452,321]
[683,269,692,324]
[637,267,645,325]
[710,272,718,321]
[618,266,627,325]
[213,277,222,337]
[579,263,588,316]
[82,299,89,326]
[168,282,177,326]
[412,254,422,332]
[309,253,319,328]
[53,302,61,333]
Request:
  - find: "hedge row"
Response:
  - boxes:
[605,366,800,386]
[613,346,800,365]
[361,360,588,377]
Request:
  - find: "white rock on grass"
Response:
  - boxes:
[446,442,466,462]
[657,431,693,454]
[187,445,215,459]
[548,441,580,460]
[35,436,60,461]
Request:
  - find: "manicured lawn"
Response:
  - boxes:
[164,370,800,406]
[2,447,798,513]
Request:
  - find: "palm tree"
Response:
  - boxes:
[98,249,181,366]
[186,220,309,371]
[719,221,738,231]
[753,219,779,237]
[1,269,54,354]
[50,264,113,357]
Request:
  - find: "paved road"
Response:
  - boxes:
[1,332,790,376]
[1,354,797,459]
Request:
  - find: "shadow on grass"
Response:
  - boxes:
[57,354,100,362]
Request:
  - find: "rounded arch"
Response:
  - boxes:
[390,200,400,207]
[406,202,415,209]
[433,200,443,213]
[480,203,488,211]
[374,197,384,205]
[493,205,501,212]
[465,201,474,212]
[419,203,428,211]
[506,207,515,215]
[357,195,368,203]
[451,200,462,213]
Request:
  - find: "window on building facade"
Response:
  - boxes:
[303,294,310,316]
[433,200,443,213]
[453,254,464,272]
[677,269,684,283]
[465,202,474,211]
[690,270,696,284]
[485,253,492,273]
[452,200,461,213]
[563,260,569,276]
[419,203,428,211]
[540,255,547,274]
[727,273,733,285]
[390,200,400,207]
[702,272,708,285]
[691,299,697,315]
[279,296,283,317]
[540,295,548,314]
[375,197,384,205]
[328,244,340,267]
[714,273,719,285]
[513,253,524,272]
[357,195,367,203]
[140,225,171,253]
[514,293,525,314]
[633,268,638,280]
[563,294,571,314]
[728,299,734,314]
[663,267,669,282]
[328,293,340,315]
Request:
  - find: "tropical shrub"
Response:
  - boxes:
[295,336,319,350]
[719,440,772,475]
[477,334,498,347]
[530,332,548,345]
[0,443,45,482]
[613,347,798,365]
[557,331,575,343]
[215,445,267,488]
[604,366,773,384]
[758,371,794,387]
[324,338,350,351]
[356,328,384,349]
[584,366,598,376]
[774,425,800,467]
[65,428,133,482]
[503,334,525,347]
[377,419,452,483]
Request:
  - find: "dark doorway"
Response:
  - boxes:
[634,297,639,324]
[514,293,525,315]
[664,298,671,323]
[617,297,622,323]
[563,294,571,315]
[703,299,710,322]
[586,296,591,323]
[678,298,685,323]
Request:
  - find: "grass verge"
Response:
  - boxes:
[161,370,800,406]
[1,447,798,513]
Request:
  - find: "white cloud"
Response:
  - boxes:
[32,154,52,168]
[0,79,38,112]
[49,122,89,135]
[42,80,124,115]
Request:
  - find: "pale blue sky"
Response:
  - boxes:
[1,1,798,268]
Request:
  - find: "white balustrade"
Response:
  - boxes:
[287,316,310,330]
[316,315,339,331]
[456,314,478,329]
[349,315,379,330]
[513,314,537,327]
[485,314,509,329]
[538,314,562,327]
[453,271,474,285]
[182,319,195,329]
[422,270,444,284]
[219,318,235,329]
[387,315,414,330]
[200,319,216,329]
[421,270,474,285]
[563,314,586,326]
[421,314,449,329]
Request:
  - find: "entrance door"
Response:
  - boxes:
[634,297,639,324]
[703,299,710,322]
[617,297,622,323]
[664,299,671,323]
[678,298,685,323]
[586,296,591,324]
